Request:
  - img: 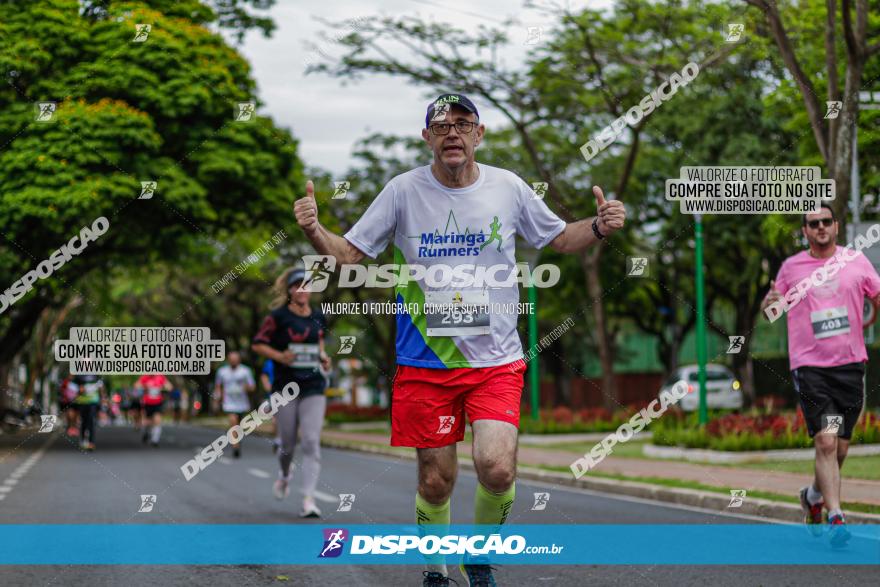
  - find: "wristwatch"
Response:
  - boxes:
[591,217,606,240]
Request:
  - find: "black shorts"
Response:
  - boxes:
[144,403,164,418]
[792,362,865,439]
[129,399,141,411]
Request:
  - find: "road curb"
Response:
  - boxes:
[643,442,880,463]
[321,438,880,525]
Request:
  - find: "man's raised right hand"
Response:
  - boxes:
[763,280,782,308]
[294,180,320,236]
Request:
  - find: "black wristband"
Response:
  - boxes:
[591,217,606,240]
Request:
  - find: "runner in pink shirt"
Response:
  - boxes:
[762,202,880,546]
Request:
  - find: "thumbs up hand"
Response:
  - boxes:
[593,186,625,235]
[294,180,320,236]
[764,280,782,306]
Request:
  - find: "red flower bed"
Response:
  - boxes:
[705,410,807,438]
[576,407,614,423]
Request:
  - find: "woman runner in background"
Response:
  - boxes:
[252,267,331,518]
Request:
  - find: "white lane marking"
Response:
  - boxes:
[218,457,232,465]
[0,435,54,505]
[248,468,270,479]
[312,490,338,504]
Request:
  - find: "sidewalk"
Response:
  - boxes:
[321,430,880,506]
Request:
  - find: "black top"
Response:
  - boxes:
[253,305,327,397]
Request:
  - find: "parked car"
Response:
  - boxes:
[658,364,743,412]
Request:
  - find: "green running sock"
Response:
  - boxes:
[474,482,515,527]
[416,492,450,574]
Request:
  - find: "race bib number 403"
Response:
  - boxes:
[425,290,491,337]
[811,306,850,339]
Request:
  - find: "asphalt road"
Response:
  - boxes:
[0,422,875,586]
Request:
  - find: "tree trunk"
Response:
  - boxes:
[580,246,617,410]
[831,60,863,232]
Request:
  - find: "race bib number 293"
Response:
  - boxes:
[425,290,491,337]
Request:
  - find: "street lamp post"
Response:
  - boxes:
[694,214,709,426]
[518,240,541,421]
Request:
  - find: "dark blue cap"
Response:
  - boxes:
[286,268,306,287]
[425,94,479,127]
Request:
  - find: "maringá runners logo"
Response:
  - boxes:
[409,211,502,258]
[319,528,349,558]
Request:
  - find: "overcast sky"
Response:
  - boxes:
[227,1,608,176]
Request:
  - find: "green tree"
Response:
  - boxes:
[743,0,880,227]
[0,0,302,394]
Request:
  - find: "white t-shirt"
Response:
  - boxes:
[215,364,255,413]
[345,163,566,369]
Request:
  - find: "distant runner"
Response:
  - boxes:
[253,268,331,518]
[214,351,256,458]
[70,373,104,451]
[762,203,880,547]
[134,373,172,447]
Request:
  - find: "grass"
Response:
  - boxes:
[534,439,880,481]
[533,465,880,515]
[534,439,649,459]
[723,454,880,481]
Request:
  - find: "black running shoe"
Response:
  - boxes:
[423,571,457,586]
[459,562,496,587]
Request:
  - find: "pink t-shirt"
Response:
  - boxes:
[775,246,880,370]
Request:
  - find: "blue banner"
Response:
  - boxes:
[0,524,877,565]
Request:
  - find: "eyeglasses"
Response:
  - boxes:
[807,218,834,229]
[428,121,478,135]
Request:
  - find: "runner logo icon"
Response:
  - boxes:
[531,182,548,200]
[337,494,355,512]
[728,489,746,508]
[299,255,337,292]
[332,181,350,199]
[38,415,57,433]
[822,414,844,435]
[133,24,151,42]
[825,101,842,119]
[235,102,255,122]
[725,23,744,42]
[431,103,450,122]
[531,492,549,511]
[35,102,56,122]
[437,416,455,434]
[140,181,157,200]
[337,336,356,355]
[727,336,745,354]
[628,257,648,277]
[319,528,349,558]
[138,495,157,513]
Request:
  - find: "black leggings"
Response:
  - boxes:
[78,404,98,443]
